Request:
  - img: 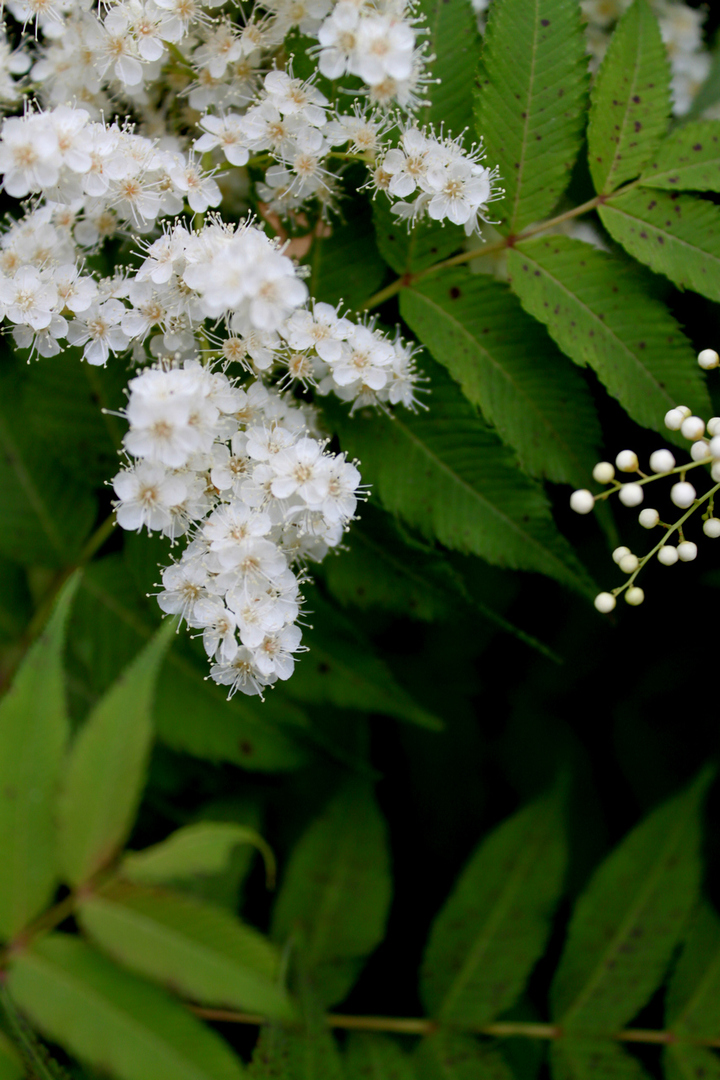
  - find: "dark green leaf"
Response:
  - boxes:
[665,902,720,1037]
[0,1032,22,1080]
[642,120,720,191]
[475,0,588,233]
[0,572,80,940]
[507,236,710,434]
[587,0,671,194]
[418,0,480,138]
[8,934,244,1080]
[58,619,175,886]
[0,557,31,644]
[345,1034,417,1080]
[664,1045,720,1080]
[308,202,385,312]
[421,791,567,1025]
[248,1017,342,1080]
[371,197,465,277]
[400,272,600,486]
[599,187,720,302]
[551,769,712,1033]
[327,364,595,596]
[551,1040,652,1080]
[271,781,392,1008]
[78,881,294,1020]
[415,1033,515,1080]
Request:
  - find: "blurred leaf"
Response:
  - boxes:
[665,902,720,1038]
[58,619,175,886]
[0,557,31,644]
[122,821,275,892]
[551,768,712,1033]
[401,273,600,486]
[599,188,720,302]
[475,0,588,233]
[309,202,385,312]
[248,1014,342,1080]
[8,934,244,1080]
[78,880,294,1020]
[415,1033,514,1080]
[284,591,442,729]
[372,198,465,277]
[272,781,392,1008]
[421,791,567,1025]
[0,983,73,1080]
[507,236,711,434]
[551,1039,651,1080]
[664,1045,720,1080]
[587,0,671,194]
[345,1034,417,1080]
[642,121,720,191]
[0,572,79,940]
[418,0,480,138]
[326,363,595,597]
[0,1032,22,1080]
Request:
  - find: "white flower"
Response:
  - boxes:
[194,113,250,167]
[67,298,130,365]
[113,461,188,531]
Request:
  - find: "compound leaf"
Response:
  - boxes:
[475,0,588,233]
[641,120,720,191]
[551,769,712,1034]
[421,791,567,1025]
[7,934,244,1080]
[507,236,710,435]
[587,0,671,194]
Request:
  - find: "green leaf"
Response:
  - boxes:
[400,272,600,486]
[78,881,294,1021]
[586,0,671,194]
[345,1034,417,1080]
[248,1016,342,1080]
[641,121,720,191]
[421,791,567,1026]
[665,902,720,1038]
[507,236,710,433]
[598,187,720,302]
[550,1040,652,1080]
[664,1045,720,1080]
[475,0,588,233]
[415,1033,515,1080]
[71,557,310,772]
[372,197,466,277]
[271,781,392,1008]
[7,934,244,1080]
[308,201,385,312]
[326,364,595,596]
[58,619,175,886]
[122,821,276,891]
[0,1033,23,1080]
[418,0,480,138]
[0,556,32,644]
[0,572,80,940]
[284,590,441,729]
[550,769,712,1034]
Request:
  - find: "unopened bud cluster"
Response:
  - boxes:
[569,350,720,612]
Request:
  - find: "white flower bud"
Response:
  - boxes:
[592,461,615,484]
[619,553,639,573]
[625,586,645,606]
[664,409,685,430]
[612,545,631,564]
[704,517,720,538]
[670,481,696,508]
[649,449,675,473]
[594,592,616,613]
[570,489,595,514]
[658,545,679,565]
[698,348,720,369]
[638,508,659,529]
[615,449,639,472]
[677,541,698,562]
[713,461,720,482]
[681,415,705,441]
[709,435,720,459]
[618,483,644,507]
[691,440,710,461]
[707,417,720,436]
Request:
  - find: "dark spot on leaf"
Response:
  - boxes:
[239,740,254,756]
[449,286,461,299]
[317,662,331,674]
[541,18,549,25]
[634,121,642,132]
[632,95,641,103]
[693,144,703,152]
[638,342,646,349]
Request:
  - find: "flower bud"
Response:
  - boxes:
[677,541,698,562]
[618,483,643,507]
[612,545,631,564]
[681,415,705,441]
[658,545,679,565]
[670,481,696,508]
[570,489,595,514]
[703,517,720,538]
[713,461,720,483]
[707,417,720,436]
[615,449,639,472]
[625,587,644,606]
[649,449,675,473]
[594,592,616,613]
[710,435,720,459]
[638,508,659,529]
[691,440,710,461]
[592,461,615,484]
[698,348,720,369]
[619,553,639,573]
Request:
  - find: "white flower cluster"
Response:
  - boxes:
[569,350,720,612]
[113,361,362,696]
